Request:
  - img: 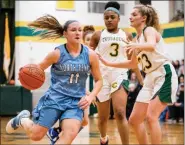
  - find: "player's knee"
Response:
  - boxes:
[98,116,108,125]
[129,115,138,126]
[30,127,46,141]
[146,114,157,124]
[30,133,45,141]
[114,108,126,120]
[63,130,78,140]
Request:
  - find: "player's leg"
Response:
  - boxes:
[56,119,81,144]
[146,96,166,144]
[56,107,83,144]
[128,74,153,144]
[96,100,110,145]
[111,81,129,144]
[146,63,178,144]
[129,102,149,144]
[47,106,88,144]
[6,106,61,141]
[96,80,111,145]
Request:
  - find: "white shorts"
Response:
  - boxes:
[97,70,128,102]
[136,61,178,103]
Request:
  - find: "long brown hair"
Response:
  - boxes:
[83,25,95,41]
[134,5,160,32]
[28,14,78,40]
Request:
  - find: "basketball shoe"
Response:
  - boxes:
[6,110,30,134]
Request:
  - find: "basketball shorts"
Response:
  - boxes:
[136,61,178,103]
[96,70,128,102]
[32,93,84,129]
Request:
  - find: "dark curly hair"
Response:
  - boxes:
[105,1,120,10]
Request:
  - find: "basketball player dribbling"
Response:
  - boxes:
[6,14,103,145]
[47,25,96,144]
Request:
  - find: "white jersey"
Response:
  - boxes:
[136,33,171,74]
[96,29,128,74]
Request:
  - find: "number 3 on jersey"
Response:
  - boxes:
[138,54,152,71]
[110,43,119,57]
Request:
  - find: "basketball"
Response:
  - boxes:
[19,64,45,90]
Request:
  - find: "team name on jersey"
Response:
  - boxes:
[55,64,90,72]
[102,36,126,42]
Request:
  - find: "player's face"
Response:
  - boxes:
[84,33,93,46]
[104,11,120,31]
[64,22,83,44]
[129,8,146,28]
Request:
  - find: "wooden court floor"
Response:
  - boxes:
[1,116,184,144]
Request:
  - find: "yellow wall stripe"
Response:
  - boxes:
[164,36,184,44]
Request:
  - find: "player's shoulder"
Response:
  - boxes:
[143,26,157,34]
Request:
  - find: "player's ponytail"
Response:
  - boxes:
[28,14,64,40]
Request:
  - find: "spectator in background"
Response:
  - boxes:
[126,71,142,120]
[178,75,184,85]
[169,83,184,123]
[175,83,184,122]
[168,75,184,123]
[173,60,180,74]
[178,59,184,76]
[126,83,137,120]
[129,72,139,87]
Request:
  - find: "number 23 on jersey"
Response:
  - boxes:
[138,53,152,72]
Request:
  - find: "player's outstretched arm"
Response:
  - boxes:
[98,51,137,69]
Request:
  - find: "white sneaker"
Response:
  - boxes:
[6,110,30,134]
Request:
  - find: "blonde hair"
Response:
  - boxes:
[28,14,78,40]
[134,5,160,32]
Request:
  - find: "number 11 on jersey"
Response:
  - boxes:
[69,73,80,83]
